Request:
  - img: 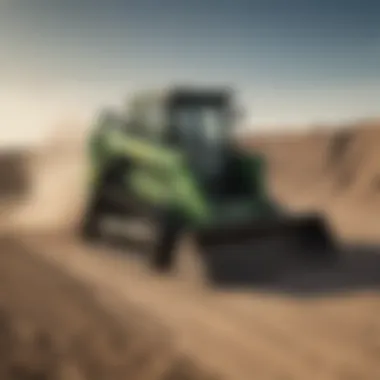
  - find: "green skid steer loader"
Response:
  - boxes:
[80,86,338,283]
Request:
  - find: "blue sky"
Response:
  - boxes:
[0,0,379,145]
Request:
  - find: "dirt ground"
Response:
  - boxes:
[0,119,379,379]
[0,232,378,380]
[0,236,217,380]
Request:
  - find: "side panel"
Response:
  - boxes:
[106,129,179,209]
[84,110,212,226]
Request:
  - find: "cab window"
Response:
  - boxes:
[127,99,165,141]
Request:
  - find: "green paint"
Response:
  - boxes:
[107,129,182,169]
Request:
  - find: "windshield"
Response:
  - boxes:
[172,105,228,178]
[173,105,226,144]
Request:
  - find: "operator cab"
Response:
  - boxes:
[126,87,253,199]
[165,88,252,199]
[166,88,233,181]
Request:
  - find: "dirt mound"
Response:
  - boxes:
[0,236,217,380]
[328,121,380,200]
[243,128,334,209]
[242,119,380,243]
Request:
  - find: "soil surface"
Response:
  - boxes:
[0,236,217,380]
[2,232,377,380]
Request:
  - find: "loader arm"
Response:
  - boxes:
[88,123,211,226]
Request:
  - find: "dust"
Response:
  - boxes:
[0,127,88,233]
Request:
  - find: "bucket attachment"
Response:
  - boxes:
[196,214,335,252]
[192,214,338,284]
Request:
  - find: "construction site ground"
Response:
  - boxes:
[0,119,380,380]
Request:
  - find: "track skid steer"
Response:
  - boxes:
[80,86,339,284]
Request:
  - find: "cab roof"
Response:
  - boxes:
[128,85,233,105]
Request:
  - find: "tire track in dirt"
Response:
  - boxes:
[0,236,220,380]
[24,234,380,380]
